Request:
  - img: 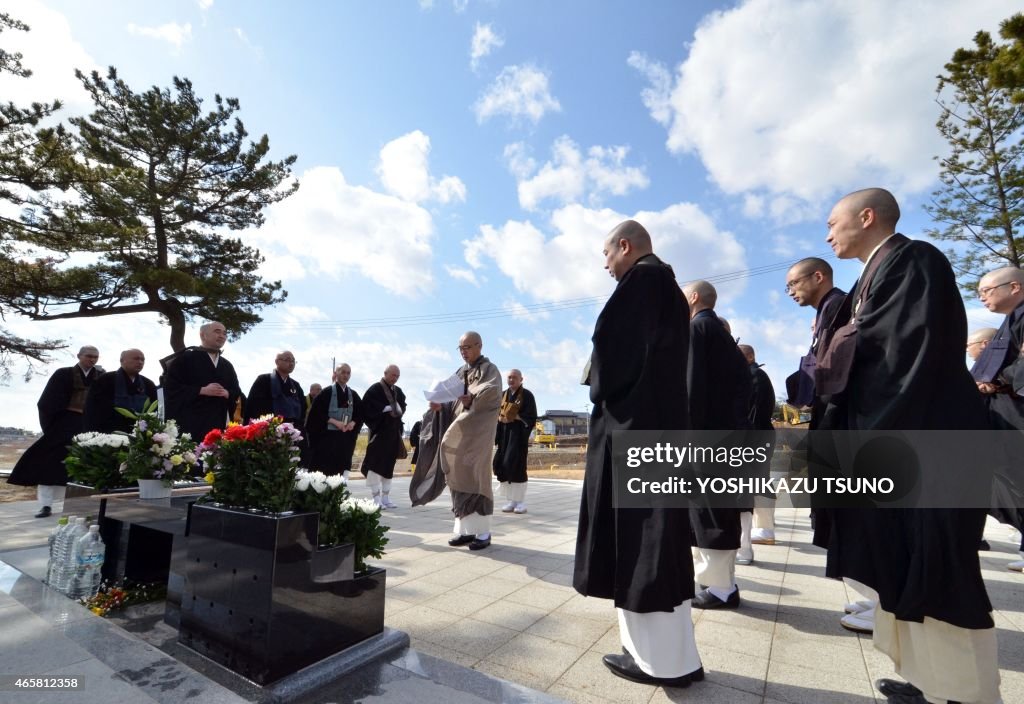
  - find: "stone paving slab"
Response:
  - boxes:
[1,476,1022,703]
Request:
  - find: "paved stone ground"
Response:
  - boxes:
[1,476,1022,703]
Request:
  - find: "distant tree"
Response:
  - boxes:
[0,13,67,381]
[990,13,1024,102]
[0,67,298,352]
[924,29,1024,290]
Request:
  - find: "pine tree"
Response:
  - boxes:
[924,29,1024,288]
[0,67,298,352]
[0,13,67,381]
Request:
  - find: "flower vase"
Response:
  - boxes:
[137,479,172,499]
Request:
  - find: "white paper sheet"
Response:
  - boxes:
[423,373,465,403]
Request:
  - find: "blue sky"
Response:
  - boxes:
[0,0,1017,431]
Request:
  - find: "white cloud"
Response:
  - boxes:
[252,166,437,298]
[453,0,469,12]
[503,300,550,322]
[0,1,99,116]
[470,23,504,71]
[474,64,561,124]
[506,137,648,211]
[631,0,1019,216]
[126,22,192,51]
[233,27,262,56]
[197,0,214,10]
[463,201,746,302]
[626,51,672,126]
[445,265,480,286]
[496,333,591,399]
[279,305,328,328]
[376,130,467,204]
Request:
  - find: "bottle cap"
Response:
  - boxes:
[57,517,69,525]
[75,517,86,524]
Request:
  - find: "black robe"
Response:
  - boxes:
[360,381,407,479]
[970,303,1024,536]
[9,366,98,486]
[688,310,752,549]
[306,384,363,475]
[573,254,695,613]
[818,237,992,630]
[163,348,241,444]
[247,373,306,427]
[493,387,538,484]
[409,421,421,465]
[83,369,158,433]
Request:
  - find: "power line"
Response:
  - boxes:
[260,252,837,331]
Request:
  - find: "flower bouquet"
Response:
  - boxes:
[199,415,302,513]
[118,400,198,486]
[292,469,389,572]
[65,432,133,491]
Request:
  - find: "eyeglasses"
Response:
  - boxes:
[978,282,1013,297]
[784,273,815,293]
[457,344,480,351]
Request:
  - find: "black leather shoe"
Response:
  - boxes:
[601,651,700,688]
[448,534,475,546]
[875,679,923,699]
[34,506,51,518]
[468,536,491,550]
[692,587,740,609]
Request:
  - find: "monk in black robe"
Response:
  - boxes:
[246,350,306,460]
[574,220,702,687]
[493,369,537,514]
[819,188,998,704]
[163,322,241,444]
[409,420,421,466]
[9,345,102,517]
[84,349,157,433]
[306,364,363,478]
[360,365,407,508]
[737,344,776,561]
[682,279,751,610]
[971,267,1024,569]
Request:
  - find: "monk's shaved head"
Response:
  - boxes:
[981,266,1024,287]
[461,331,482,346]
[790,257,833,280]
[838,188,901,229]
[968,328,998,344]
[682,280,718,310]
[605,220,652,253]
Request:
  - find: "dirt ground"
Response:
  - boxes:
[0,438,584,503]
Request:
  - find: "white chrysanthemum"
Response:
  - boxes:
[357,498,380,515]
[73,432,99,443]
[257,413,275,422]
[165,421,179,440]
[325,474,346,489]
[310,476,328,494]
[295,474,311,491]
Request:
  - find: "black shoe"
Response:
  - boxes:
[448,534,475,546]
[468,536,491,550]
[875,678,924,699]
[34,506,51,518]
[601,651,700,688]
[692,587,740,610]
[979,539,990,551]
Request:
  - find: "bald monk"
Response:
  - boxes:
[967,327,998,363]
[84,348,158,433]
[361,364,407,508]
[682,279,752,610]
[972,266,1024,573]
[817,187,998,704]
[575,220,703,687]
[429,332,502,550]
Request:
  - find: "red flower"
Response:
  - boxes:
[245,421,269,441]
[203,428,223,445]
[224,425,248,441]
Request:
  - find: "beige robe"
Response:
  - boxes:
[440,356,502,511]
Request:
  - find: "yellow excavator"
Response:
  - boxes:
[533,420,557,448]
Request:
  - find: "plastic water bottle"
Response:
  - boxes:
[44,517,69,586]
[68,526,105,599]
[53,518,88,595]
[46,515,77,588]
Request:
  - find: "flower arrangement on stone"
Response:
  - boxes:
[199,415,303,513]
[64,432,133,491]
[292,469,390,573]
[117,401,198,486]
